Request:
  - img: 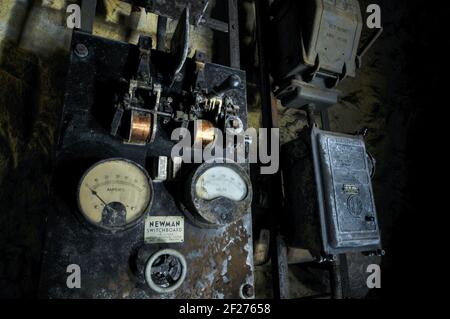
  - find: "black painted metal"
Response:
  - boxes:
[228,0,240,69]
[255,0,288,300]
[156,15,167,52]
[201,17,229,33]
[39,30,254,299]
[80,0,97,33]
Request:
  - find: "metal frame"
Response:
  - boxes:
[80,0,241,69]
[80,0,97,33]
[227,0,240,68]
[254,0,340,300]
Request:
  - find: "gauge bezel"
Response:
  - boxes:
[185,161,252,228]
[77,157,154,232]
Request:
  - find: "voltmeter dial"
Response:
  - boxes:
[77,158,153,231]
[184,161,252,228]
[195,166,248,201]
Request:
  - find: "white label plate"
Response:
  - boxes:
[144,216,184,244]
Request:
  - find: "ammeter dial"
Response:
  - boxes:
[77,158,153,231]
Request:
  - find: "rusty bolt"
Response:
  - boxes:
[74,44,89,58]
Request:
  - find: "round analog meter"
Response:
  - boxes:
[77,158,153,231]
[185,161,252,228]
[195,166,248,201]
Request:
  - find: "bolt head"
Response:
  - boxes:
[74,44,89,58]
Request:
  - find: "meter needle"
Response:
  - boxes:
[87,186,119,215]
[87,186,108,206]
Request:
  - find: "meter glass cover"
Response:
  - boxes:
[195,166,247,201]
[78,159,152,229]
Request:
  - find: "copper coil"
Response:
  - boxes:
[129,111,152,144]
[194,120,216,147]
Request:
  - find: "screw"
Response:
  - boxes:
[174,72,183,82]
[377,249,386,256]
[74,44,89,58]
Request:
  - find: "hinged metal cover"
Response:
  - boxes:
[269,0,362,81]
[310,127,381,254]
[302,0,362,77]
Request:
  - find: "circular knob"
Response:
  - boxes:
[145,249,187,294]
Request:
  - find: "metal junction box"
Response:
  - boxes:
[269,0,363,109]
[281,128,381,257]
[311,128,381,254]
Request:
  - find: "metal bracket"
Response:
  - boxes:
[80,0,97,33]
[228,0,240,69]
[171,7,190,85]
[356,27,383,68]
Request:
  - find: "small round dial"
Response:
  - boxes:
[184,162,252,228]
[195,166,248,201]
[145,249,187,293]
[77,158,153,231]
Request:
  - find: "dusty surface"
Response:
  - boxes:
[0,0,433,298]
[271,0,435,298]
[0,41,65,297]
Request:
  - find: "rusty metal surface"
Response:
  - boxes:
[38,30,254,299]
[80,0,97,33]
[40,182,254,299]
[227,0,240,69]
